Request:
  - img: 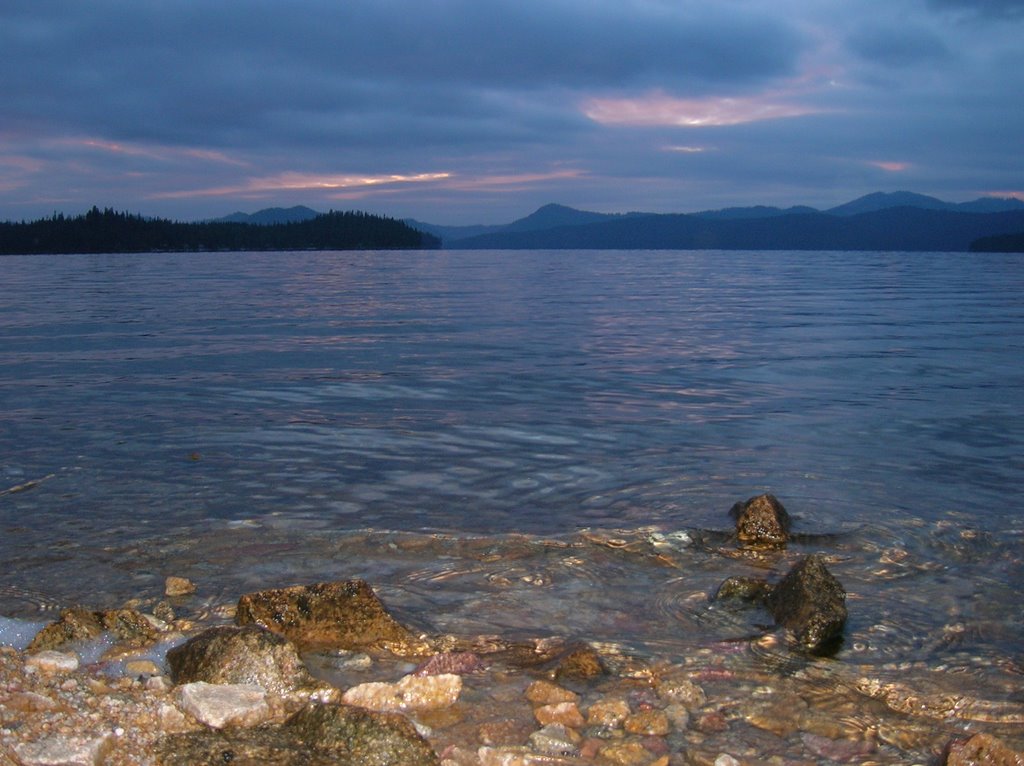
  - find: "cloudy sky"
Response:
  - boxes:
[2,0,1022,224]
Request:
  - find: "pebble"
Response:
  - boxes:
[600,740,654,765]
[586,698,631,727]
[533,700,585,728]
[524,679,578,705]
[164,576,197,597]
[624,709,670,736]
[528,723,581,756]
[174,681,270,728]
[25,650,79,673]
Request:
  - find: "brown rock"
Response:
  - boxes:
[534,701,585,728]
[26,608,104,652]
[764,554,847,652]
[624,709,670,736]
[236,580,431,655]
[525,679,578,705]
[945,733,1024,766]
[729,493,791,548]
[166,625,320,698]
[165,576,197,597]
[553,642,606,680]
[586,698,631,728]
[26,607,157,653]
[600,740,652,766]
[157,700,439,766]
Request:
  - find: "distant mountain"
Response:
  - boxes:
[424,191,1024,252]
[406,203,626,245]
[445,206,1024,252]
[692,204,819,220]
[827,191,1024,216]
[214,206,321,225]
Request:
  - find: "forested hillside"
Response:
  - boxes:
[0,207,439,254]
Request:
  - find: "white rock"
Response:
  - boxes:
[25,650,79,673]
[175,681,270,729]
[14,733,112,766]
[342,672,461,712]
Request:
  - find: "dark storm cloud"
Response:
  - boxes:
[1,1,1022,223]
[1,0,804,149]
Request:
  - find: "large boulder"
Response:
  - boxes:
[764,554,847,651]
[156,701,440,766]
[730,493,792,548]
[235,580,431,656]
[166,625,321,698]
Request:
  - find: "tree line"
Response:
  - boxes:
[0,207,440,254]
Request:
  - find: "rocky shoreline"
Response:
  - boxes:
[2,496,1023,765]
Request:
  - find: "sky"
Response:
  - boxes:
[2,0,1023,225]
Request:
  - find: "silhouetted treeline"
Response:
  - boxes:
[0,206,440,254]
[970,232,1024,253]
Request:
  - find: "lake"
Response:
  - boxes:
[2,249,1023,758]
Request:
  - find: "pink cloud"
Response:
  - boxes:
[583,91,821,127]
[868,160,910,172]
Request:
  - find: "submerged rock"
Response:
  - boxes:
[236,580,431,655]
[729,493,791,548]
[413,650,486,676]
[944,733,1024,766]
[156,701,440,766]
[166,624,321,698]
[552,641,606,680]
[765,554,847,651]
[713,576,771,604]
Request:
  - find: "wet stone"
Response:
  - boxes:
[175,681,271,729]
[586,698,631,728]
[525,679,578,705]
[26,606,158,653]
[341,672,462,712]
[166,624,321,698]
[713,576,771,604]
[157,700,440,766]
[14,733,113,766]
[164,576,196,597]
[654,671,706,710]
[236,579,432,655]
[528,723,581,756]
[764,554,847,651]
[552,641,606,680]
[600,740,653,766]
[624,709,670,736]
[945,733,1024,766]
[25,649,79,673]
[26,608,104,652]
[730,493,792,548]
[533,701,585,728]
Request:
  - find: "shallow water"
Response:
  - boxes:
[2,249,1023,758]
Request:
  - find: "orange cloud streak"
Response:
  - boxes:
[153,171,451,199]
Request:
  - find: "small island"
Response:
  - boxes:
[0,207,440,255]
